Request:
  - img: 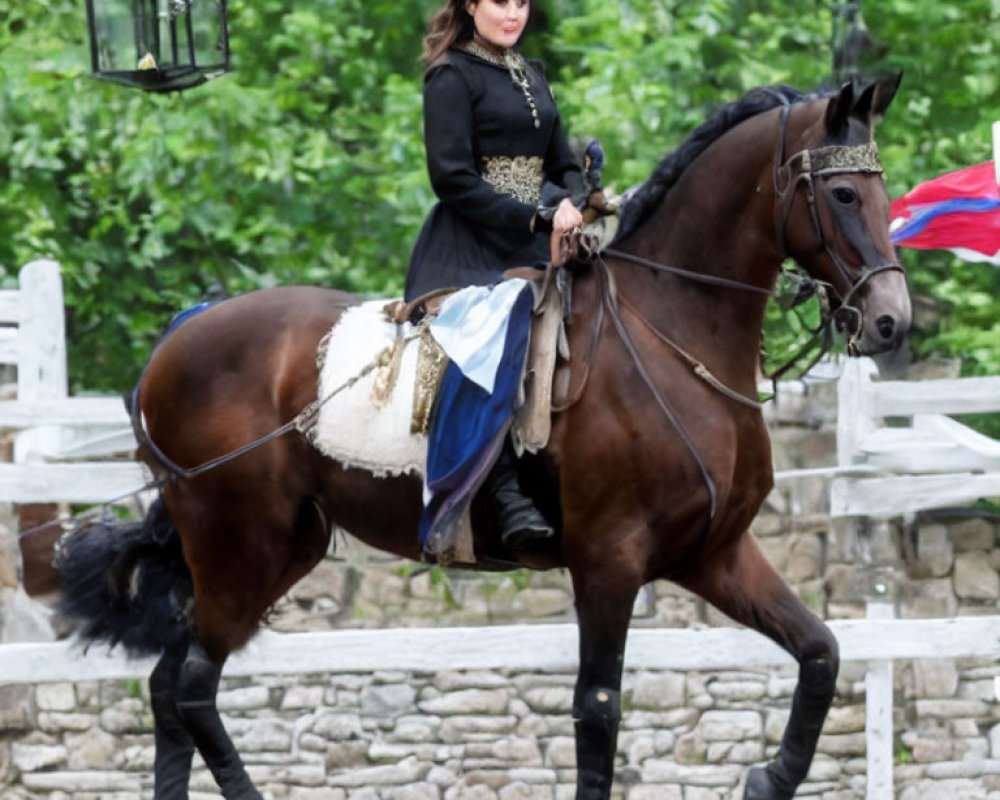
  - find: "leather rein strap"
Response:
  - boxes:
[595,255,720,523]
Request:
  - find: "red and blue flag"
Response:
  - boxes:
[890,160,1000,264]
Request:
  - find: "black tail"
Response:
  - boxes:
[56,497,193,656]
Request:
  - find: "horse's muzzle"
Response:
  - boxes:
[844,266,911,355]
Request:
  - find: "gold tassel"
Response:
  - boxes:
[370,328,404,408]
[411,328,448,434]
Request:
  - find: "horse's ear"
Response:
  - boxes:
[871,71,903,120]
[825,81,855,137]
[851,82,877,122]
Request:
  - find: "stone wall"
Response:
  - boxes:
[0,376,998,799]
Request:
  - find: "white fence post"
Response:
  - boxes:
[836,357,878,471]
[0,261,142,504]
[14,260,69,466]
[16,260,67,402]
[865,590,896,800]
[993,121,999,186]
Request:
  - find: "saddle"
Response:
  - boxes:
[386,227,605,453]
[307,228,603,565]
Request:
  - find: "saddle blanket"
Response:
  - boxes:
[308,301,429,477]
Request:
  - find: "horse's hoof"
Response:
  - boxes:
[743,766,786,800]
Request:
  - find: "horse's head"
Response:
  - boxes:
[776,74,911,355]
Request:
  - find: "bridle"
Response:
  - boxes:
[771,101,906,318]
[578,96,907,547]
[607,102,906,307]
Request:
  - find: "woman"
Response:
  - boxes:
[408,0,584,552]
[406,0,585,301]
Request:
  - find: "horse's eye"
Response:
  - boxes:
[832,187,857,205]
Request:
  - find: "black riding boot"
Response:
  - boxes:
[486,444,554,549]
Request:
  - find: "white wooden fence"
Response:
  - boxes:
[9,263,998,520]
[831,356,1000,518]
[0,265,997,799]
[0,610,997,800]
[0,260,144,503]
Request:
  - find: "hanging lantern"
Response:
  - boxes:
[831,1,888,84]
[85,0,230,93]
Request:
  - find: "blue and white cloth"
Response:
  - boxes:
[419,280,534,550]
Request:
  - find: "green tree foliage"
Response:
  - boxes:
[1,0,430,388]
[1,0,999,390]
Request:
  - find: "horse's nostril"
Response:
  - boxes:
[876,314,895,340]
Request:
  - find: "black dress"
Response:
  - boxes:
[404,46,584,302]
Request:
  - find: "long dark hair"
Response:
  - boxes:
[423,0,475,66]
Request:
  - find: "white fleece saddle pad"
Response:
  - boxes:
[308,301,428,477]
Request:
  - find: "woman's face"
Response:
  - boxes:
[467,0,529,50]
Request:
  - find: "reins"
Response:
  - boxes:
[601,248,775,297]
[598,246,837,387]
[593,255,719,522]
[616,292,765,410]
[15,479,169,543]
[598,246,848,386]
[138,350,386,482]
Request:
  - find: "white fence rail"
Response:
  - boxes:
[832,357,1000,518]
[1,614,997,684]
[0,613,997,800]
[2,264,998,800]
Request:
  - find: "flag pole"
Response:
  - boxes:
[993,120,1000,186]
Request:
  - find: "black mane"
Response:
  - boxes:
[614,84,821,243]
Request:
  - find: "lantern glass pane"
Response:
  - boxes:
[89,0,153,72]
[187,0,228,71]
[86,0,229,91]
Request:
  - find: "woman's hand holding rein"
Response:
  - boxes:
[553,197,584,232]
[531,197,584,235]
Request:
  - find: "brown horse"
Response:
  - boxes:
[57,76,909,800]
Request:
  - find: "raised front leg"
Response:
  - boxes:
[679,532,839,800]
[570,564,641,800]
[742,654,838,799]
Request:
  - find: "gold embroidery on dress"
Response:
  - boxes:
[463,39,522,69]
[481,155,544,205]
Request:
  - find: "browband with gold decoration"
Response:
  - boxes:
[804,141,883,176]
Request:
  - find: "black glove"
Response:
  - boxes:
[584,138,605,192]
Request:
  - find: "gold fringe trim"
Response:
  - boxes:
[412,327,449,435]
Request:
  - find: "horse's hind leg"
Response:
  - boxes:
[150,632,261,800]
[175,639,262,800]
[678,532,839,800]
[149,637,195,798]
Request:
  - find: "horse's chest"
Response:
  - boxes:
[715,423,774,524]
